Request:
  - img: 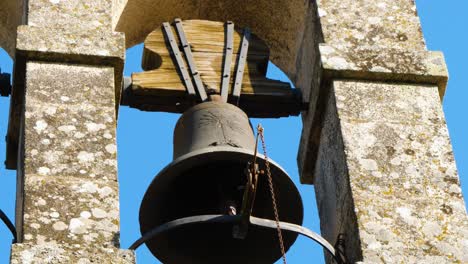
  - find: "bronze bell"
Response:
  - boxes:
[139,101,303,264]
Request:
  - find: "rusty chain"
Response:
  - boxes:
[257,124,287,264]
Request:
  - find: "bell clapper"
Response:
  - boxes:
[227,204,237,216]
[220,200,238,216]
[233,162,260,240]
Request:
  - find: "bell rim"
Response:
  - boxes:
[138,145,304,263]
[140,145,304,217]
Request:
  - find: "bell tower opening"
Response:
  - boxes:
[0,47,15,264]
[0,0,464,263]
[118,31,325,261]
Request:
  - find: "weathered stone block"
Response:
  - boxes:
[317,0,426,50]
[299,44,449,182]
[21,175,121,248]
[24,103,117,179]
[11,243,134,264]
[15,25,125,105]
[25,62,116,107]
[23,62,117,179]
[298,1,450,184]
[6,1,133,263]
[320,44,448,98]
[7,27,124,170]
[314,80,468,263]
[16,26,125,64]
[28,0,114,31]
[332,81,446,124]
[313,85,361,262]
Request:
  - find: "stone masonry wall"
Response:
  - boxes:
[300,0,468,262]
[10,0,134,262]
[315,80,468,262]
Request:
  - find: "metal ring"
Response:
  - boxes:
[129,214,341,262]
[129,215,239,250]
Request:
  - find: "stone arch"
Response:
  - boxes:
[115,0,321,94]
[0,0,25,58]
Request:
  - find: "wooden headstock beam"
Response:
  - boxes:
[122,19,306,118]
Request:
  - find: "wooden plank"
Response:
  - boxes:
[143,37,268,69]
[131,87,294,100]
[142,20,269,72]
[132,70,292,96]
[132,68,289,83]
[142,51,268,74]
[131,82,294,97]
[144,25,268,54]
[133,70,292,86]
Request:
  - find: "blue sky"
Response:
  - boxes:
[0,1,467,263]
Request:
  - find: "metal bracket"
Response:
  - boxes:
[162,22,196,97]
[174,18,208,102]
[129,214,347,264]
[220,21,234,103]
[232,28,251,103]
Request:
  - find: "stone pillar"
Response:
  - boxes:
[299,0,468,262]
[9,0,135,262]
